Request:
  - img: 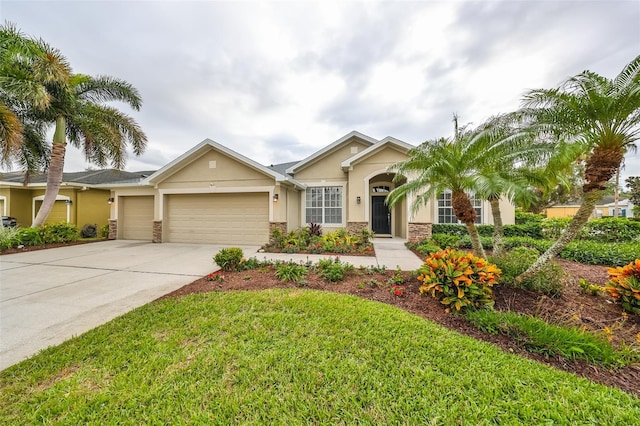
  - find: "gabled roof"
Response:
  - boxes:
[268,161,300,176]
[285,130,378,175]
[142,138,305,189]
[341,136,414,170]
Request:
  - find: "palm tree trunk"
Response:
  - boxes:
[614,167,620,218]
[32,115,66,227]
[515,189,601,283]
[489,196,504,256]
[465,222,486,259]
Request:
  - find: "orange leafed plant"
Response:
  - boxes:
[417,248,501,312]
[604,259,640,315]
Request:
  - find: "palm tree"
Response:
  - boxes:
[387,118,528,258]
[516,55,640,281]
[30,73,147,226]
[0,23,70,177]
[1,24,148,227]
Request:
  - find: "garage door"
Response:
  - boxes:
[121,196,154,240]
[166,193,269,245]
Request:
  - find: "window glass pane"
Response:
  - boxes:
[305,186,342,224]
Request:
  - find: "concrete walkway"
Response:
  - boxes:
[256,237,424,271]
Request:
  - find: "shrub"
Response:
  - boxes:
[502,237,552,253]
[541,218,572,240]
[415,241,441,256]
[17,227,44,246]
[561,241,640,266]
[515,210,544,225]
[580,218,640,243]
[239,257,272,270]
[275,262,308,284]
[0,226,21,250]
[431,233,462,249]
[316,257,354,282]
[604,259,640,314]
[307,222,322,237]
[457,235,493,250]
[214,248,244,271]
[41,222,78,243]
[100,224,110,238]
[490,247,564,296]
[431,224,468,237]
[417,248,500,312]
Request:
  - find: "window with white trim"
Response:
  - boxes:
[306,187,342,224]
[438,191,482,224]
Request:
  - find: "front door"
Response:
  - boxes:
[371,196,391,234]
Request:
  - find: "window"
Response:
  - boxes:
[437,191,482,224]
[306,187,342,224]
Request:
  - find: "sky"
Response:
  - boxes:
[2,0,640,187]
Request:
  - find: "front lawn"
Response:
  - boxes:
[1,290,638,424]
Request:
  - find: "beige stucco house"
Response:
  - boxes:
[105,131,515,244]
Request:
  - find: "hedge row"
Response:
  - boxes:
[432,217,640,243]
[0,223,80,250]
[424,234,638,266]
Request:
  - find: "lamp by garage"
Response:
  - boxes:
[272,193,279,202]
[356,196,361,204]
[107,197,115,204]
[64,199,72,205]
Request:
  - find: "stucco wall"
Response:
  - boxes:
[158,149,275,189]
[293,139,370,182]
[77,189,111,228]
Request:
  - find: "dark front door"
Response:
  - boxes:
[371,196,391,234]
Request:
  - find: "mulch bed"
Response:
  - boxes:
[0,239,106,255]
[160,260,640,397]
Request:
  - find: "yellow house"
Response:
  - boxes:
[0,170,152,229]
[105,131,516,244]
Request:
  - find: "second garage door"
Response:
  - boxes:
[121,196,154,240]
[165,193,269,245]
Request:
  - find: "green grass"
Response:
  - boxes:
[465,309,640,366]
[1,290,639,424]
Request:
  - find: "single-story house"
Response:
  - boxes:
[102,131,515,244]
[0,169,153,229]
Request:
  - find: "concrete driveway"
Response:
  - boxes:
[0,240,258,370]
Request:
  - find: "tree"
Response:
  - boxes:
[516,55,640,281]
[626,176,640,217]
[0,23,70,178]
[387,116,534,259]
[1,24,148,226]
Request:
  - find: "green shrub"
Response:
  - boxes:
[431,224,468,237]
[431,233,462,249]
[604,260,640,314]
[490,247,564,296]
[41,222,79,243]
[275,262,308,284]
[239,257,272,270]
[0,226,21,250]
[214,248,244,271]
[502,237,552,253]
[561,241,640,266]
[464,310,628,366]
[515,210,545,224]
[415,241,441,256]
[541,218,572,240]
[457,235,493,250]
[432,222,544,239]
[417,248,500,312]
[100,223,109,238]
[17,227,44,246]
[316,257,354,282]
[580,218,640,243]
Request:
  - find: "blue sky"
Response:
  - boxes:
[2,0,639,186]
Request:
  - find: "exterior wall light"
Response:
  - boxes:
[65,199,73,205]
[356,196,361,204]
[107,197,115,204]
[273,194,279,202]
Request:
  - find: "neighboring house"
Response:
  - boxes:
[546,196,635,219]
[0,170,153,229]
[104,131,515,244]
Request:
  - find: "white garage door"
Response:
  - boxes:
[166,193,269,245]
[121,196,154,240]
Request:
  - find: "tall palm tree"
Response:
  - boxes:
[0,23,70,177]
[1,24,147,227]
[30,73,147,226]
[516,55,640,281]
[387,118,531,258]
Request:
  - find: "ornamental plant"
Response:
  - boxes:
[207,271,225,282]
[417,248,501,312]
[213,248,244,271]
[604,259,640,314]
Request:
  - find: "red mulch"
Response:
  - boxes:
[159,260,640,397]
